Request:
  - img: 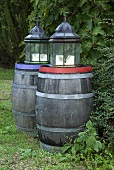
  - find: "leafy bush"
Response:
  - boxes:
[59,121,114,170]
[91,47,114,152]
[29,0,114,60]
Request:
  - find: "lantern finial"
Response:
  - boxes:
[35,16,41,26]
[63,12,69,22]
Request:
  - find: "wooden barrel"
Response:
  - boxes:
[36,65,94,152]
[12,63,41,137]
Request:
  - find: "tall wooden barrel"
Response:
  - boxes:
[36,65,94,152]
[12,63,41,137]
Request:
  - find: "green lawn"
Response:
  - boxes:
[0,68,14,80]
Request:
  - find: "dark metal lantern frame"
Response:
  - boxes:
[24,18,49,64]
[49,15,81,67]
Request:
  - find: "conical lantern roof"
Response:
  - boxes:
[24,17,48,41]
[50,14,80,40]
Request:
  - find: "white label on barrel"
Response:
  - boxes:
[65,55,74,65]
[32,54,47,61]
[56,55,63,65]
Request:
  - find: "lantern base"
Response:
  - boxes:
[24,61,50,64]
[53,64,84,68]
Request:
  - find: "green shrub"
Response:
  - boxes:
[91,47,114,152]
[29,0,114,61]
[59,120,114,170]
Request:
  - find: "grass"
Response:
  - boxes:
[0,68,87,170]
[0,68,14,80]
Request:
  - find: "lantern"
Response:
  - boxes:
[24,17,49,64]
[49,13,81,67]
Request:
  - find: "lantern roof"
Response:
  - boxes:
[24,17,48,41]
[50,15,80,40]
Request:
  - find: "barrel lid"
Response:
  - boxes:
[39,65,92,74]
[15,63,49,70]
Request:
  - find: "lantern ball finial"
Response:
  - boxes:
[63,12,69,22]
[35,15,41,26]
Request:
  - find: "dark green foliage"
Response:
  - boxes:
[0,0,32,68]
[29,0,114,60]
[59,120,114,170]
[91,47,114,152]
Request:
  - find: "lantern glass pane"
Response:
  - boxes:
[50,43,64,65]
[63,43,75,66]
[31,43,40,62]
[25,43,31,62]
[39,43,48,61]
[75,43,80,64]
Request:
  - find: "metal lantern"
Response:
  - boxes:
[24,17,49,64]
[49,14,81,67]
